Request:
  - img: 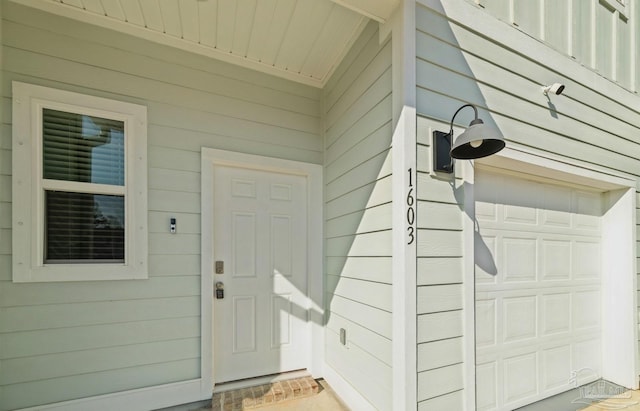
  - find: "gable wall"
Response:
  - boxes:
[0,3,321,410]
[414,0,640,409]
[322,21,394,411]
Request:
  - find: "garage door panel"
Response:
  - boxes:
[476,170,603,410]
[504,352,538,404]
[475,173,503,202]
[503,296,537,343]
[542,344,572,391]
[541,208,572,228]
[479,222,603,237]
[573,290,601,330]
[477,361,499,411]
[478,284,599,295]
[476,232,601,288]
[542,240,571,280]
[503,237,538,282]
[574,241,601,279]
[476,233,498,281]
[573,338,601,381]
[477,335,600,360]
[500,174,542,209]
[575,212,601,233]
[476,200,498,222]
[478,340,602,401]
[541,293,571,335]
[476,298,497,347]
[504,204,538,225]
[479,289,600,340]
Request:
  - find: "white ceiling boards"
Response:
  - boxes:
[13,0,399,87]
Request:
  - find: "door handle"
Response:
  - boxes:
[215,282,224,299]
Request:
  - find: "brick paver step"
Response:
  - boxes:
[212,376,320,411]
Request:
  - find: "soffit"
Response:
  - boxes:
[12,0,398,87]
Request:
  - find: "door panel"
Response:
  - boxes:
[233,296,256,353]
[233,212,256,277]
[214,165,309,383]
[272,294,292,347]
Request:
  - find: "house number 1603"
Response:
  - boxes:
[407,168,415,244]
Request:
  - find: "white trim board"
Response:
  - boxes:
[15,380,204,411]
[478,143,637,190]
[200,148,324,393]
[391,106,418,411]
[461,158,477,411]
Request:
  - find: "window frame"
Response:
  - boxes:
[12,82,148,282]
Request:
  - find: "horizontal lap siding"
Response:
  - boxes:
[1,360,200,411]
[415,5,640,175]
[0,3,321,410]
[323,21,393,411]
[477,0,637,92]
[415,1,640,409]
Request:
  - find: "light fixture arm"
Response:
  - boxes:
[435,104,481,173]
[448,103,479,136]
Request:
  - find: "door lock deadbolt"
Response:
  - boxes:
[215,281,224,299]
[215,261,224,274]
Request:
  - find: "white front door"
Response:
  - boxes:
[213,165,309,383]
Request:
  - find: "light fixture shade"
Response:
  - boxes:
[450,118,505,160]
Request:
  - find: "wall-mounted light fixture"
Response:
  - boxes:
[432,104,506,173]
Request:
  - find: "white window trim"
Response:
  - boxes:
[12,82,148,282]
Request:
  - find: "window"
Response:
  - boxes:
[12,82,148,282]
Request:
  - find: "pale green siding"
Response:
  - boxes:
[477,0,637,91]
[0,2,321,410]
[323,22,393,411]
[415,0,640,408]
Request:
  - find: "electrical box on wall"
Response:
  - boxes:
[170,217,176,233]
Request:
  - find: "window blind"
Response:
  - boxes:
[43,108,125,186]
[45,191,125,263]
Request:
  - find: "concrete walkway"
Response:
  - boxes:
[578,389,640,410]
[515,381,639,411]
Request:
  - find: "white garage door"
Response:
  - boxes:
[475,168,604,411]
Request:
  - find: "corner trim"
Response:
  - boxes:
[392,106,418,411]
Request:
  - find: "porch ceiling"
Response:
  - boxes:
[12,0,399,87]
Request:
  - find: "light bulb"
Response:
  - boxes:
[470,140,483,148]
